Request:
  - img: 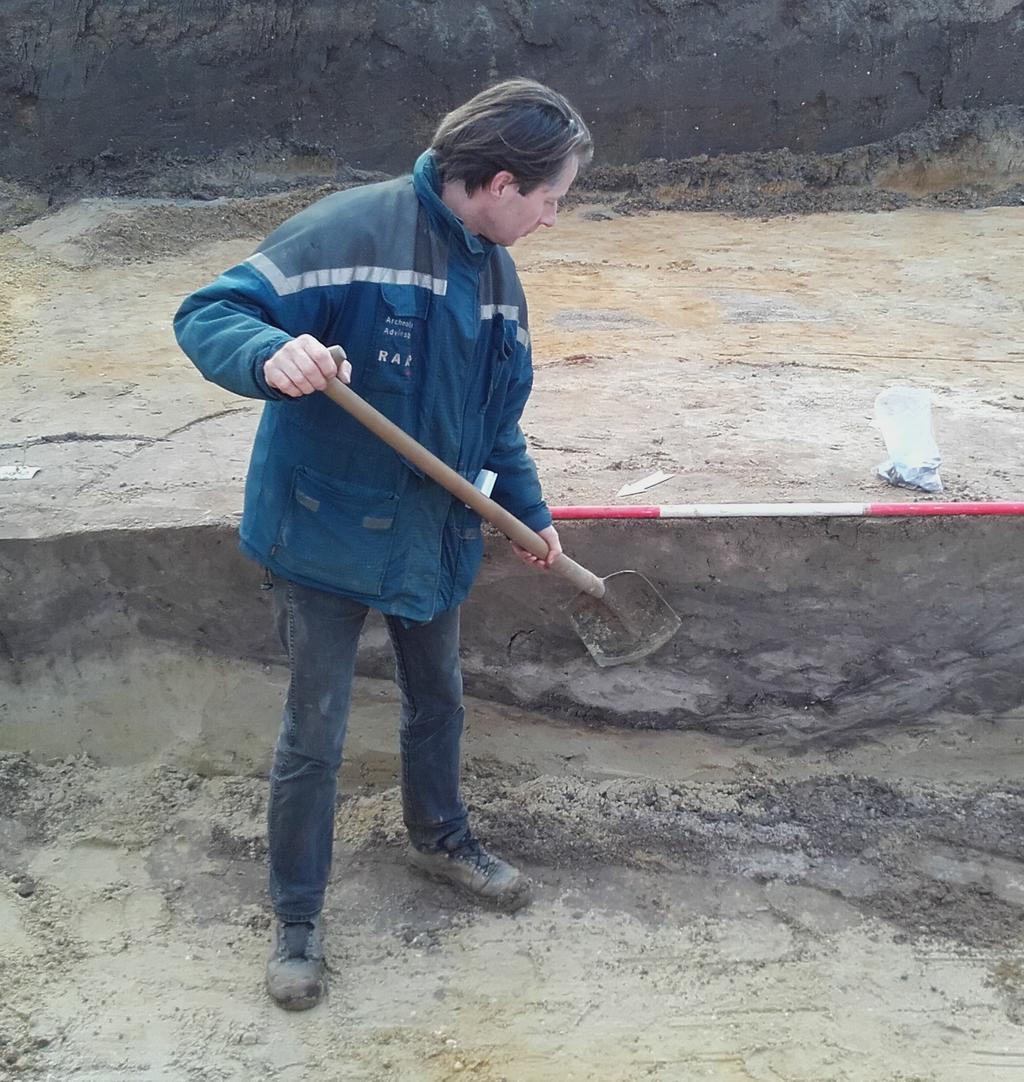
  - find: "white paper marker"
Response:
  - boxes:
[616,471,674,498]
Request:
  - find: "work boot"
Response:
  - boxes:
[266,918,325,1010]
[407,833,533,912]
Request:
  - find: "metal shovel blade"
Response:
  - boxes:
[568,570,681,668]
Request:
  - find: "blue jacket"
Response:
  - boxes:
[174,151,551,622]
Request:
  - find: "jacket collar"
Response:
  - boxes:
[413,150,494,258]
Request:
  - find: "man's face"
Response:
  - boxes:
[481,155,580,246]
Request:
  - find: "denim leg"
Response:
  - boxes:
[268,579,368,922]
[385,606,469,851]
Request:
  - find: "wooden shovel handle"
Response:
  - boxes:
[321,355,605,599]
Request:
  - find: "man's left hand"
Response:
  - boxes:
[511,524,562,570]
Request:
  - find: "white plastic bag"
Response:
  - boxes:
[874,386,943,493]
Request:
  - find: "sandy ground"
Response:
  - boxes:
[2,197,1023,537]
[3,679,1024,1082]
[4,195,1024,1080]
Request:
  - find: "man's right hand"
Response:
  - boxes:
[263,335,352,397]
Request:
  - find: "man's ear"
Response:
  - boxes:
[487,170,519,198]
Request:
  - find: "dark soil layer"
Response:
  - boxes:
[2,1,1023,216]
[581,106,1024,215]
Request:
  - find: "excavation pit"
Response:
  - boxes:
[4,110,1024,1082]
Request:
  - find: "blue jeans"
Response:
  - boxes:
[268,577,469,923]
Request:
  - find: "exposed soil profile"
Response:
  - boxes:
[4,107,1024,231]
[4,0,1024,204]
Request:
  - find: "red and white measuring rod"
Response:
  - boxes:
[551,502,1024,520]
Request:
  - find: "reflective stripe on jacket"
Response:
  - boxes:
[174,150,550,621]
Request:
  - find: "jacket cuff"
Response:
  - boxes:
[251,340,290,400]
[518,502,553,534]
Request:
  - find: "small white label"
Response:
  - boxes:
[0,466,40,480]
[616,471,674,497]
[473,469,497,498]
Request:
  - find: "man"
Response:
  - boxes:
[174,79,592,1010]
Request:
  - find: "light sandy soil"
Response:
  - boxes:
[4,197,1024,1081]
[1,198,1023,536]
[3,678,1024,1082]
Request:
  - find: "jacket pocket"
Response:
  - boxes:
[441,503,485,608]
[452,505,485,599]
[273,466,399,597]
[361,283,430,397]
[458,505,483,542]
[481,316,516,413]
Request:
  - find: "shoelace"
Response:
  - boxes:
[280,920,317,959]
[450,835,494,874]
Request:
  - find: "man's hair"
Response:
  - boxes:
[430,78,593,196]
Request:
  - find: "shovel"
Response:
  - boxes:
[322,349,680,667]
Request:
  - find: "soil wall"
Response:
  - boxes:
[2,1,1023,197]
[2,518,1022,768]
